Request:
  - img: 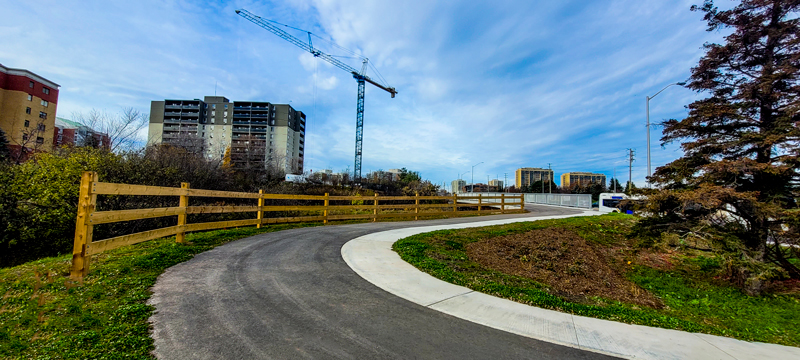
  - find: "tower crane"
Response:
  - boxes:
[235,9,397,183]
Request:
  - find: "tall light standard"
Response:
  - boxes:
[459,171,469,193]
[471,162,483,193]
[646,82,686,187]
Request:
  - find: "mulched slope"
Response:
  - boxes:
[466,227,662,308]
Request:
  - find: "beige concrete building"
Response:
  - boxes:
[148,96,305,174]
[451,179,466,194]
[0,63,59,160]
[561,172,606,188]
[515,167,553,188]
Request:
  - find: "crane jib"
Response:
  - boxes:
[236,8,397,181]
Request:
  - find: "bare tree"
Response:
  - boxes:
[72,107,148,152]
[10,118,49,163]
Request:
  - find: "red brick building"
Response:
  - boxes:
[0,63,60,161]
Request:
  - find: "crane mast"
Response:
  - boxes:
[235,9,396,183]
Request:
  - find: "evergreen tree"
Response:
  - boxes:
[624,181,637,196]
[641,0,800,293]
[0,128,9,163]
[609,177,623,193]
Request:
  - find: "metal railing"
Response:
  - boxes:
[523,193,592,209]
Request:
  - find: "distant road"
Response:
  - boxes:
[149,205,617,359]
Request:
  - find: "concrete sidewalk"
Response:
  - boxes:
[341,210,800,360]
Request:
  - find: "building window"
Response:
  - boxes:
[212,104,216,109]
[41,100,48,107]
[29,81,34,88]
[27,94,32,101]
[36,137,44,144]
[39,112,47,119]
[42,87,50,95]
[24,120,30,127]
[224,104,228,109]
[38,124,46,131]
[26,107,31,114]
[22,134,28,141]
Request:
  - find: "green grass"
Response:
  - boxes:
[392,214,800,347]
[0,223,320,359]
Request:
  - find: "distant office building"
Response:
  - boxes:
[147,96,305,174]
[464,183,489,193]
[561,172,606,188]
[515,167,554,188]
[451,179,466,194]
[0,63,59,160]
[53,117,110,149]
[489,179,504,191]
[386,169,403,181]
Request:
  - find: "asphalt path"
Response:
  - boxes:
[148,205,619,359]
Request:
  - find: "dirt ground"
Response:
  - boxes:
[466,227,663,308]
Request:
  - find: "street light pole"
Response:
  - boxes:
[646,81,686,187]
[471,162,483,193]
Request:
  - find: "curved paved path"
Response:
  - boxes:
[148,205,617,359]
[342,208,800,360]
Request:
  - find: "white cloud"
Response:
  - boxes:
[0,0,724,187]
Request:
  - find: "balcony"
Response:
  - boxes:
[182,105,200,110]
[163,119,181,124]
[250,128,266,133]
[181,112,200,117]
[164,111,182,116]
[165,104,181,109]
[233,120,250,125]
[234,106,251,110]
[232,127,249,133]
[250,113,268,118]
[233,113,250,118]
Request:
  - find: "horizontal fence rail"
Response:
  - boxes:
[71,172,524,279]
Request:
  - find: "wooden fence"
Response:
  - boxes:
[70,171,524,279]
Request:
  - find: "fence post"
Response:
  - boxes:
[323,193,329,224]
[373,193,378,222]
[478,193,482,212]
[70,171,98,280]
[415,192,419,221]
[257,189,264,229]
[176,182,189,243]
[452,193,457,214]
[520,194,525,212]
[501,193,505,214]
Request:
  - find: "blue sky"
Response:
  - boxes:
[0,0,726,188]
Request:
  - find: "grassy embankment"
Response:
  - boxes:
[393,214,800,347]
[0,223,321,359]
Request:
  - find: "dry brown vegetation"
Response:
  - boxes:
[467,227,662,308]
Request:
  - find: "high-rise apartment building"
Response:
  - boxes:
[451,179,466,194]
[561,172,606,188]
[0,63,59,160]
[147,96,305,174]
[515,167,554,188]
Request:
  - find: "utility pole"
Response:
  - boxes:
[541,171,544,194]
[627,149,635,194]
[548,163,552,193]
[504,173,507,192]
